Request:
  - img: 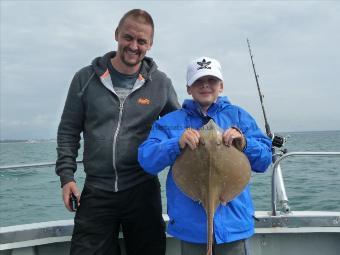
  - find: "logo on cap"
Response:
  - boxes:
[197,59,211,70]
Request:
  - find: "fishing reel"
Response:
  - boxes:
[270,133,286,148]
[269,133,288,158]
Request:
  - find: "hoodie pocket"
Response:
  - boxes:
[83,137,113,176]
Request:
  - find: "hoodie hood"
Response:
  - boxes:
[182,96,232,117]
[91,51,158,81]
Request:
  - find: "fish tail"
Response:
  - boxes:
[206,205,214,255]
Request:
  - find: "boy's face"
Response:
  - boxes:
[187,76,223,108]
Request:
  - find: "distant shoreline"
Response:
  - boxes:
[0,139,57,144]
[1,130,339,143]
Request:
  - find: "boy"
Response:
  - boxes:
[138,56,272,255]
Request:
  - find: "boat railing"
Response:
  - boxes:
[1,152,340,218]
[272,151,340,216]
[0,161,83,171]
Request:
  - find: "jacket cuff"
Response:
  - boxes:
[168,137,181,160]
[242,137,248,152]
[59,169,76,188]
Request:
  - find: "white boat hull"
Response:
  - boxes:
[1,211,340,255]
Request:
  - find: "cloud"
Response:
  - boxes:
[1,1,340,139]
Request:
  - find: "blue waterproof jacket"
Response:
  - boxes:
[138,96,272,244]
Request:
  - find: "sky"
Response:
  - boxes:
[1,0,339,139]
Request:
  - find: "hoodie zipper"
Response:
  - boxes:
[99,66,149,192]
[112,100,124,192]
[111,78,146,192]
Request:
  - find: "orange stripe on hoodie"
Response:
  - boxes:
[138,74,145,81]
[101,69,109,79]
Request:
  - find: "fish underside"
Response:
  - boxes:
[172,120,251,255]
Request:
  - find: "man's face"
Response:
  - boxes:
[187,76,223,108]
[115,17,153,68]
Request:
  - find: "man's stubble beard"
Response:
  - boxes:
[120,48,142,67]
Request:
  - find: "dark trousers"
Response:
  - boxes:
[70,178,166,255]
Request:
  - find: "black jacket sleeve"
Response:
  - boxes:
[55,72,85,187]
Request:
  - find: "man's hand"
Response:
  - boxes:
[179,128,200,150]
[222,127,246,151]
[62,181,80,212]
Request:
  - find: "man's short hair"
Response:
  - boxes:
[117,9,154,41]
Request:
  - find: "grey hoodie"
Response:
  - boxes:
[56,51,180,192]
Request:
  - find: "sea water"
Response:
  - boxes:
[0,131,339,227]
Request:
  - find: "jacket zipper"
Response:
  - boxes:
[112,100,124,192]
[111,80,146,192]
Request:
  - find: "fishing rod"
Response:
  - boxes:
[247,39,290,214]
[246,40,291,215]
[246,39,285,149]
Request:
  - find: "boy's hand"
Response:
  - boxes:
[222,127,246,151]
[179,128,200,150]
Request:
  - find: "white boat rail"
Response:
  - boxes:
[0,161,83,171]
[272,151,340,216]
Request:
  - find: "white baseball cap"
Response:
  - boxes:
[186,56,223,86]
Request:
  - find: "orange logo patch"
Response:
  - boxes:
[137,97,151,105]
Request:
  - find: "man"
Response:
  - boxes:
[138,56,272,255]
[56,9,180,255]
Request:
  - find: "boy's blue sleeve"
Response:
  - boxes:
[138,120,182,175]
[238,108,272,172]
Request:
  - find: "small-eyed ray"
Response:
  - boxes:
[172,119,251,255]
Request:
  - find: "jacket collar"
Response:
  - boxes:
[91,51,157,81]
[182,96,231,118]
